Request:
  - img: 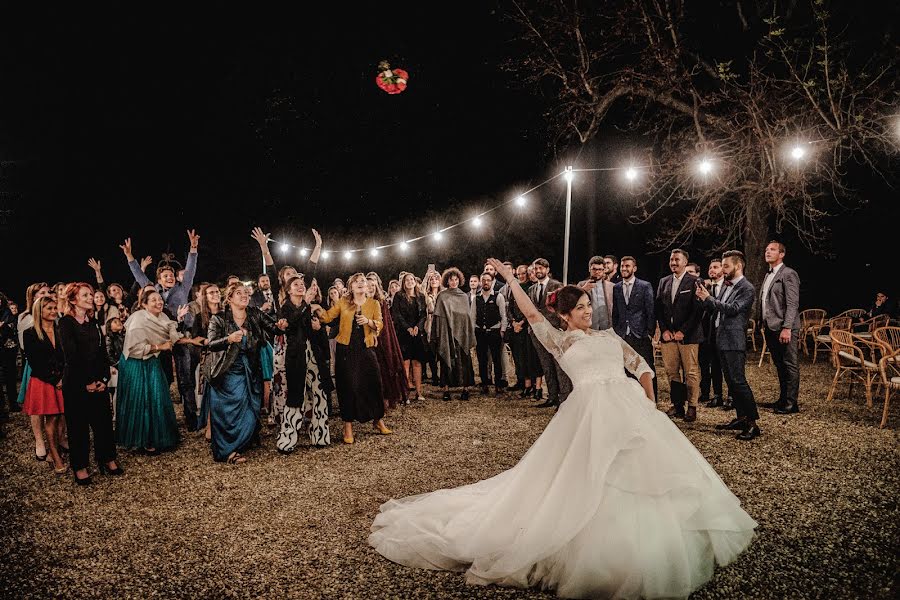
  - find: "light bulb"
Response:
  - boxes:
[625,167,638,181]
[515,196,526,207]
[299,248,308,257]
[473,216,483,227]
[370,248,379,257]
[343,250,352,260]
[280,243,289,253]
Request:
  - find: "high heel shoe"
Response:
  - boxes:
[374,422,393,435]
[343,434,355,444]
[34,451,48,462]
[73,474,92,486]
[48,461,67,475]
[99,463,125,476]
[442,391,451,401]
[534,389,544,401]
[519,387,533,399]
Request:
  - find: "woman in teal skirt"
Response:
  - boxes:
[117,289,192,453]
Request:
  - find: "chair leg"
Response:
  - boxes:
[864,372,873,408]
[881,388,892,429]
[826,367,841,402]
[813,343,819,364]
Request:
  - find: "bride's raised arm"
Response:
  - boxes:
[486,258,543,325]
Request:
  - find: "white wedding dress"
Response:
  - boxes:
[369,319,757,599]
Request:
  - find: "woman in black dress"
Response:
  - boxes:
[391,272,428,402]
[316,273,391,445]
[57,282,122,485]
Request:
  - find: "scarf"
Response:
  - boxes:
[123,309,183,359]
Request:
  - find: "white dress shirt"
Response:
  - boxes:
[761,262,784,318]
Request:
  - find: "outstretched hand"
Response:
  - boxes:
[486,258,514,283]
[119,238,134,260]
[87,258,102,273]
[311,229,322,248]
[187,229,200,250]
[140,256,153,271]
[251,227,271,248]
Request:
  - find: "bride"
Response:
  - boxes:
[369,258,757,599]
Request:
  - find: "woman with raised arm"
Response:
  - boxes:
[87,258,130,324]
[276,275,332,451]
[370,258,757,599]
[315,273,391,445]
[252,227,321,427]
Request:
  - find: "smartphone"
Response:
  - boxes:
[427,263,435,273]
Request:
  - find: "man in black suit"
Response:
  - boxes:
[760,241,801,414]
[696,250,760,440]
[612,256,657,397]
[699,259,725,408]
[655,249,704,422]
[250,273,278,318]
[527,258,563,408]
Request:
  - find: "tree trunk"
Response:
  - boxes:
[742,200,769,317]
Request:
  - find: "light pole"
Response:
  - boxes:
[562,166,574,285]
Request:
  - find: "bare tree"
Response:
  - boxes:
[505,0,898,286]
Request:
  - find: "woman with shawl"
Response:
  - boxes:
[432,268,475,401]
[117,288,193,453]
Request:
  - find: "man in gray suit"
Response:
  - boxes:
[760,241,801,414]
[696,250,761,441]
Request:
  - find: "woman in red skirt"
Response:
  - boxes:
[22,296,67,474]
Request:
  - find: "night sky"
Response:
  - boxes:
[0,4,896,311]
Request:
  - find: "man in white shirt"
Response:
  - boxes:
[699,259,726,408]
[471,272,508,394]
[760,241,801,414]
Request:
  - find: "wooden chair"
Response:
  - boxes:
[873,326,900,355]
[812,316,853,364]
[877,347,900,428]
[838,308,868,320]
[827,330,879,407]
[854,314,891,338]
[745,318,758,352]
[799,309,827,355]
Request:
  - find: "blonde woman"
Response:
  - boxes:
[391,272,427,401]
[17,282,55,459]
[21,296,67,473]
[315,273,391,444]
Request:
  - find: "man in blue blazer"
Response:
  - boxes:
[696,250,760,441]
[612,256,656,397]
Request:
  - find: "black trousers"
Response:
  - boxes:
[508,330,535,386]
[63,386,117,472]
[159,349,175,385]
[624,333,657,398]
[174,344,198,429]
[530,331,560,401]
[699,333,723,401]
[475,329,504,387]
[718,350,758,421]
[764,328,800,409]
[0,348,18,412]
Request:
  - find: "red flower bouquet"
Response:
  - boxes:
[375,60,409,95]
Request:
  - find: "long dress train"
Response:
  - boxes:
[369,319,756,599]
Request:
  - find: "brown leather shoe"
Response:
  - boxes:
[683,406,697,422]
[666,406,685,419]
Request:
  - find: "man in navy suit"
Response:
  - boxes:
[612,256,656,397]
[696,250,760,441]
[655,249,704,422]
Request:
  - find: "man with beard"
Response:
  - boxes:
[655,249,703,422]
[699,259,726,409]
[578,256,614,332]
[759,241,801,415]
[528,258,563,408]
[696,251,760,440]
[611,256,656,397]
[604,255,622,284]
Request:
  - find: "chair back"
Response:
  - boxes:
[874,326,900,354]
[800,309,827,328]
[830,329,860,367]
[866,314,890,332]
[828,316,853,332]
[838,308,867,319]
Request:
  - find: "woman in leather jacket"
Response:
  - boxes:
[204,282,287,463]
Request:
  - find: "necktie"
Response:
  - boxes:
[538,283,544,302]
[711,283,718,299]
[724,280,733,287]
[624,282,632,303]
[768,268,774,274]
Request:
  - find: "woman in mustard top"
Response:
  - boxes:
[316,273,392,444]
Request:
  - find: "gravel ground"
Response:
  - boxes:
[1,359,897,599]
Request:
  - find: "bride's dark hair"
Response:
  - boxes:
[546,285,588,316]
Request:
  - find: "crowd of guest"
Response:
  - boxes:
[0,228,895,484]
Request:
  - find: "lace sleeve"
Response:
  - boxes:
[530,317,566,360]
[611,330,654,380]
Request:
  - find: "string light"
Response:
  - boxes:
[269,143,834,256]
